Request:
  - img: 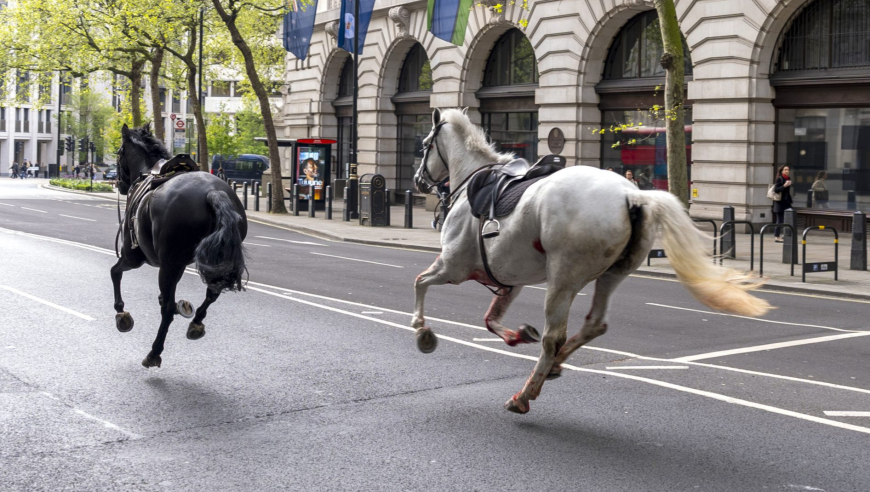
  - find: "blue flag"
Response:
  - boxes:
[337,0,376,54]
[284,0,319,61]
[428,0,473,46]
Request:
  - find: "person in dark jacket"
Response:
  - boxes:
[11,162,18,179]
[773,165,793,242]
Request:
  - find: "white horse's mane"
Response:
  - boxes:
[440,108,515,164]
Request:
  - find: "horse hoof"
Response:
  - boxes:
[141,353,162,368]
[547,365,563,380]
[518,324,541,343]
[115,312,134,333]
[187,322,206,340]
[504,395,529,414]
[416,327,438,354]
[177,300,194,319]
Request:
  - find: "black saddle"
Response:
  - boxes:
[149,154,199,188]
[467,154,565,237]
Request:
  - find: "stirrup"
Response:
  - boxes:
[482,219,500,238]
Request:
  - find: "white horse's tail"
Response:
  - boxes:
[628,190,771,317]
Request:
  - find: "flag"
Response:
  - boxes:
[283,0,319,61]
[337,0,376,54]
[427,0,474,46]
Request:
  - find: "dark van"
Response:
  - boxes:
[211,154,269,184]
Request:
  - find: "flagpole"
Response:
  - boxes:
[346,0,360,220]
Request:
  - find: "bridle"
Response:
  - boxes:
[417,121,448,193]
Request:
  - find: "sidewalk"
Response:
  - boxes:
[242,190,870,300]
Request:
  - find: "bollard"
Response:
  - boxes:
[326,186,333,220]
[243,183,248,210]
[852,212,867,271]
[783,208,798,265]
[254,182,260,211]
[848,191,857,210]
[233,181,239,194]
[293,184,300,216]
[267,182,272,213]
[404,190,413,229]
[308,186,315,218]
[806,190,814,208]
[385,188,391,226]
[342,187,350,221]
[721,206,736,258]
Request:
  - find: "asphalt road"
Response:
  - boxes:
[2,179,870,491]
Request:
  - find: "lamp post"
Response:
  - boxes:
[345,0,360,220]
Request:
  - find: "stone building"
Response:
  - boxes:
[279,0,869,230]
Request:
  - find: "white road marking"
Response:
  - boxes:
[255,235,325,246]
[472,338,505,342]
[59,214,96,222]
[40,392,141,439]
[605,366,689,370]
[526,285,586,295]
[1,286,95,321]
[247,285,870,436]
[244,242,271,247]
[20,207,47,213]
[823,411,870,417]
[310,252,403,268]
[361,311,383,314]
[646,302,861,333]
[0,202,15,207]
[0,227,115,256]
[672,332,870,362]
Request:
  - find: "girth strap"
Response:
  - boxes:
[478,217,513,296]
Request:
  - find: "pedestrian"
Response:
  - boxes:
[624,170,638,187]
[606,167,614,172]
[217,167,226,180]
[811,170,829,209]
[771,165,793,243]
[11,161,18,179]
[74,164,80,179]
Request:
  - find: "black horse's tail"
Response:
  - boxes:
[195,191,247,292]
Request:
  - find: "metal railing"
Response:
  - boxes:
[719,221,756,271]
[758,223,797,277]
[802,226,839,282]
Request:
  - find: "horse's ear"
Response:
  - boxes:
[432,108,441,126]
[121,124,129,138]
[143,122,151,134]
[461,107,469,116]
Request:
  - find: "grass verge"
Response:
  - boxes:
[50,178,114,193]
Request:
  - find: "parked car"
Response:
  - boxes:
[103,166,118,182]
[211,154,269,185]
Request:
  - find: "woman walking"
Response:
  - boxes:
[811,171,829,209]
[773,165,793,243]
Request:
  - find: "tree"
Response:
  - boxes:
[62,84,117,164]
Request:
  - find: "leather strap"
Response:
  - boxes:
[478,217,513,296]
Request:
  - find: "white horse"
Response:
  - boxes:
[411,108,771,414]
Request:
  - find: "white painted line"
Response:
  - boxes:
[0,202,15,207]
[40,392,141,439]
[1,286,95,321]
[361,311,383,314]
[255,235,325,246]
[0,227,115,256]
[244,242,271,247]
[59,214,96,222]
[526,285,586,295]
[310,252,403,268]
[248,285,870,437]
[473,338,505,342]
[20,207,48,213]
[646,302,861,333]
[605,366,689,370]
[672,332,870,362]
[823,411,870,417]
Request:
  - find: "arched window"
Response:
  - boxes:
[334,57,354,180]
[398,45,433,93]
[337,58,353,98]
[483,28,539,87]
[604,10,692,81]
[775,0,870,73]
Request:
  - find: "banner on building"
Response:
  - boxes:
[283,0,319,61]
[337,0,376,54]
[427,0,474,46]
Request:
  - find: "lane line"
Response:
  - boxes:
[247,285,870,437]
[255,235,325,246]
[20,207,47,213]
[40,392,141,439]
[361,311,383,314]
[0,227,115,256]
[244,242,271,247]
[647,302,862,333]
[473,338,506,342]
[1,286,95,321]
[605,366,689,370]
[59,214,96,222]
[310,252,403,268]
[672,332,870,362]
[823,411,870,417]
[0,202,15,207]
[526,285,586,295]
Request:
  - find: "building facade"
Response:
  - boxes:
[0,72,60,176]
[279,0,869,228]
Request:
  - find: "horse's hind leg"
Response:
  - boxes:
[483,287,540,346]
[505,287,576,414]
[111,255,143,333]
[142,265,185,368]
[186,286,221,340]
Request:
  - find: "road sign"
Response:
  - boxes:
[170,113,177,121]
[175,120,185,130]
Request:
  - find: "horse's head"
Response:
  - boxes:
[116,123,171,195]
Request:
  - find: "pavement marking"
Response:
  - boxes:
[20,207,47,213]
[244,242,271,247]
[255,235,325,246]
[40,392,141,440]
[310,252,403,268]
[672,332,870,363]
[473,338,506,342]
[247,285,870,437]
[0,227,115,256]
[526,285,587,295]
[605,366,689,370]
[59,214,96,222]
[361,311,383,314]
[0,202,15,207]
[1,286,95,321]
[823,411,870,417]
[647,302,861,333]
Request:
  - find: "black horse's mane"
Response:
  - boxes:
[126,124,172,162]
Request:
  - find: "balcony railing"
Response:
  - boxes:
[38,122,44,133]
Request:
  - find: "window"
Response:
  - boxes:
[16,70,30,102]
[338,59,353,98]
[482,112,539,163]
[336,116,352,179]
[775,0,870,73]
[45,109,51,133]
[398,44,433,93]
[0,107,6,132]
[483,29,539,87]
[397,114,432,194]
[603,10,693,81]
[60,73,73,105]
[159,88,167,112]
[232,82,245,98]
[172,91,181,113]
[211,81,231,97]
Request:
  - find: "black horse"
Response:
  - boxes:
[112,123,247,368]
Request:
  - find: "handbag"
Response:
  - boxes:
[767,183,781,202]
[815,190,829,201]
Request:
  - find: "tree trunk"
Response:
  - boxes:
[185,58,208,171]
[212,0,287,214]
[129,59,145,127]
[655,0,689,207]
[149,46,165,144]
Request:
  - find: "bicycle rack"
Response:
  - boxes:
[647,218,718,266]
[719,221,756,270]
[693,218,718,262]
[802,226,839,282]
[758,223,797,277]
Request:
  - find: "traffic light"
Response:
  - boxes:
[89,141,96,153]
[64,136,74,152]
[78,137,87,153]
